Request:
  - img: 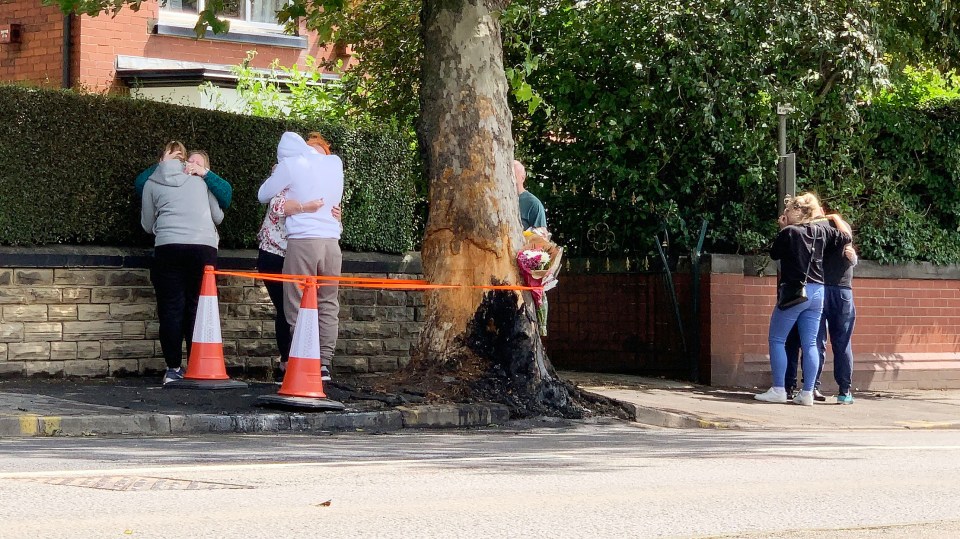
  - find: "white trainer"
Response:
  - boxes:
[793,390,814,406]
[754,387,787,403]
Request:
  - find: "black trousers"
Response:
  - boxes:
[151,244,218,369]
[257,249,291,362]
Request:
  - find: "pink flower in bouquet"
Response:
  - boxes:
[518,249,551,272]
[515,239,561,338]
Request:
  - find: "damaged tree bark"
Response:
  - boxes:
[415,0,576,416]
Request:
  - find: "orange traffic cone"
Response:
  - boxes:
[165,265,246,390]
[258,278,345,411]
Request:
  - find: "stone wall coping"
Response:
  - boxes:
[0,247,423,274]
[555,253,960,280]
[706,254,960,280]
[8,247,959,280]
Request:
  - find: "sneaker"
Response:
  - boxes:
[837,393,855,405]
[273,361,287,383]
[793,390,814,406]
[786,387,797,400]
[321,365,332,382]
[162,367,184,385]
[755,387,787,403]
[813,388,827,402]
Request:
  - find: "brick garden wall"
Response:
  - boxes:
[0,248,423,379]
[549,254,960,392]
[7,247,960,391]
[714,255,960,391]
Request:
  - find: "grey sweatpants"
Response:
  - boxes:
[282,238,342,365]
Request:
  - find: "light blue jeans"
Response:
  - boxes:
[768,283,824,392]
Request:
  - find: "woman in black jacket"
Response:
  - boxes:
[756,193,850,405]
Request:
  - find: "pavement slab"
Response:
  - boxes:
[561,371,960,430]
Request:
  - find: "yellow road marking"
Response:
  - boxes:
[16,416,61,436]
[40,417,61,436]
[896,420,960,429]
[18,416,38,436]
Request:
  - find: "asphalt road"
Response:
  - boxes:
[1,419,959,538]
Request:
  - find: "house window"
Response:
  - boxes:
[163,0,288,26]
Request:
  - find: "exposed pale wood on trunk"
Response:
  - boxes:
[418,0,520,360]
[415,0,575,415]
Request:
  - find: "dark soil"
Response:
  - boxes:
[0,376,403,416]
[355,356,634,421]
[0,368,632,420]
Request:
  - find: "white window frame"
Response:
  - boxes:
[161,0,288,32]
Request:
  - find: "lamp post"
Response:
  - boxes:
[777,103,796,213]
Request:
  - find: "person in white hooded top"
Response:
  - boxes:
[258,132,344,380]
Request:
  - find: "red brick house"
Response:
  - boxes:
[0,0,343,104]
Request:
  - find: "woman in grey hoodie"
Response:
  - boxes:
[142,145,225,385]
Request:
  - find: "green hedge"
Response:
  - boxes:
[794,96,960,265]
[0,84,418,253]
[521,89,960,265]
[506,1,960,265]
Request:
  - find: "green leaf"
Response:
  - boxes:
[527,94,543,114]
[516,82,533,102]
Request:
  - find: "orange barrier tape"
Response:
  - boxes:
[215,269,427,285]
[210,269,543,292]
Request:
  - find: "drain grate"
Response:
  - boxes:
[12,476,253,491]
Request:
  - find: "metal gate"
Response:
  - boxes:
[545,222,707,382]
[545,262,691,379]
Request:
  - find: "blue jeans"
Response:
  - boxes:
[785,286,856,394]
[769,283,824,392]
[784,324,818,392]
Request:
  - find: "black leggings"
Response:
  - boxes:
[257,249,291,362]
[151,244,218,369]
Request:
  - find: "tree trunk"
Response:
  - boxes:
[415,0,575,416]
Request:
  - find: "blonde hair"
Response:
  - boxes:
[162,141,187,160]
[783,192,822,224]
[306,132,331,155]
[188,150,210,169]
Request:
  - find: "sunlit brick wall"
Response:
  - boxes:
[549,254,960,391]
[0,1,68,86]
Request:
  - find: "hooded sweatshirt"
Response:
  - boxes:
[257,132,344,240]
[141,159,224,248]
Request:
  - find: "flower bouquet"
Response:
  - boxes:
[516,231,563,336]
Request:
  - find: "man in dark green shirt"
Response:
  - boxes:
[514,160,546,231]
